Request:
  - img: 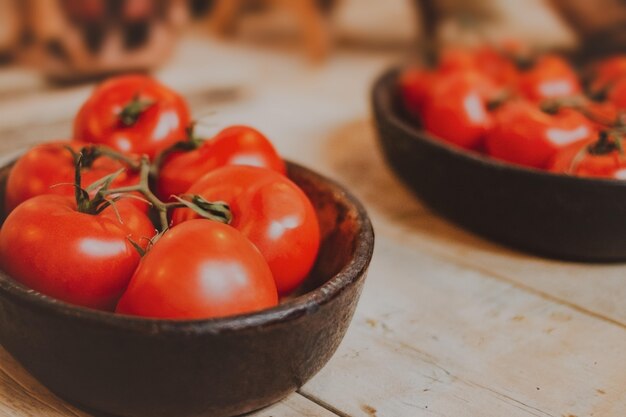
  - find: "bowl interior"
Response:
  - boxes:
[0,158,374,332]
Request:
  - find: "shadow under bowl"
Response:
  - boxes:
[0,160,374,417]
[372,67,626,262]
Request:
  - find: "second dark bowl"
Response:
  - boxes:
[0,160,374,417]
[373,68,626,262]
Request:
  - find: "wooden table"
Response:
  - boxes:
[0,37,625,417]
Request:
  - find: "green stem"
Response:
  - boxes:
[118,95,154,127]
[99,157,231,233]
[150,122,205,178]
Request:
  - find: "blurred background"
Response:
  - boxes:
[5,0,626,81]
[0,0,624,158]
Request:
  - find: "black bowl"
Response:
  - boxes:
[0,161,374,417]
[373,67,626,262]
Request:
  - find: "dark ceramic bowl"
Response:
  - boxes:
[373,67,626,262]
[0,160,374,417]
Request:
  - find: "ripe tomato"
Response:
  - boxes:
[74,75,191,159]
[549,133,626,179]
[4,141,141,213]
[171,166,320,296]
[485,100,596,168]
[399,67,437,120]
[589,55,626,97]
[0,196,156,311]
[421,71,498,150]
[157,125,286,199]
[116,220,278,319]
[517,55,581,102]
[438,46,519,87]
[606,77,626,112]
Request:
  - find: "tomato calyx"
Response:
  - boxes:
[118,95,155,127]
[541,96,619,128]
[587,131,624,156]
[151,122,205,176]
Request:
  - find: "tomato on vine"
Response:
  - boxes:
[172,165,320,296]
[116,220,278,319]
[156,125,286,199]
[74,75,190,159]
[421,71,499,150]
[517,55,581,102]
[0,195,155,311]
[549,131,626,179]
[4,141,142,213]
[485,100,596,168]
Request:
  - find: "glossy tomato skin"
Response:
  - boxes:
[421,71,497,150]
[607,77,626,111]
[486,101,596,169]
[4,141,141,213]
[589,55,626,96]
[399,67,437,119]
[0,196,156,311]
[549,137,626,179]
[157,125,286,199]
[74,75,191,159]
[171,166,320,296]
[438,46,519,87]
[517,55,581,102]
[116,220,278,319]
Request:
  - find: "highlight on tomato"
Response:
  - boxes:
[172,165,320,296]
[73,74,191,159]
[0,73,322,321]
[156,125,286,199]
[4,141,143,213]
[549,131,626,179]
[0,194,155,311]
[485,100,596,169]
[116,220,279,320]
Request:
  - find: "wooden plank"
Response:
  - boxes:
[324,119,626,328]
[249,395,340,417]
[301,234,626,417]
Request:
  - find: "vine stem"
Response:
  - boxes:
[96,155,232,233]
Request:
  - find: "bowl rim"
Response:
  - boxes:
[374,66,626,189]
[0,160,374,335]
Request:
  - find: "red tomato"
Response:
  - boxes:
[4,141,141,213]
[74,75,191,159]
[517,55,581,102]
[157,125,286,199]
[421,71,498,150]
[171,166,320,296]
[116,220,278,319]
[0,196,156,310]
[399,67,437,119]
[438,46,519,87]
[584,100,620,129]
[485,100,596,169]
[589,55,626,96]
[607,77,626,111]
[548,133,626,179]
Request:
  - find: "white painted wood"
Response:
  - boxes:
[323,119,626,328]
[302,234,626,417]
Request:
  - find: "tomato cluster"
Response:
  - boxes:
[0,75,320,319]
[399,46,626,179]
